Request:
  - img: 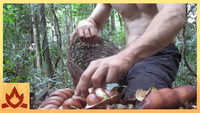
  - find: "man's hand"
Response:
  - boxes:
[75,54,133,97]
[70,18,99,44]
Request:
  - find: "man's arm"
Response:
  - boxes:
[71,4,112,43]
[120,4,186,64]
[75,4,186,97]
[89,4,112,31]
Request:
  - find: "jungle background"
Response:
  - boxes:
[3,4,197,97]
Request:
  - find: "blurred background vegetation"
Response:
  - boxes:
[3,4,197,96]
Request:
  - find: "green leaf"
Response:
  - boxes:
[31,55,35,58]
[10,8,17,11]
[56,82,63,85]
[40,49,44,54]
[3,9,7,13]
[34,76,41,81]
[3,55,9,59]
[4,66,15,72]
[3,77,9,82]
[5,61,14,65]
[104,40,108,43]
[8,12,14,15]
[15,54,21,59]
[10,76,19,83]
[9,19,14,24]
[7,5,12,9]
[24,67,29,71]
[21,74,27,78]
[3,16,7,23]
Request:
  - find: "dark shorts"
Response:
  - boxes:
[120,44,181,97]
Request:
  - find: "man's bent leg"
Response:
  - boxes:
[122,44,181,97]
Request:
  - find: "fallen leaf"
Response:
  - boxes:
[135,88,151,101]
[151,86,158,92]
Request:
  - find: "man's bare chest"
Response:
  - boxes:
[111,4,158,18]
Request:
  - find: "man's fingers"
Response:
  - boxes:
[77,28,86,42]
[75,63,98,96]
[75,85,89,97]
[106,67,119,83]
[83,28,92,43]
[83,28,91,38]
[74,88,81,96]
[75,82,89,97]
[89,27,98,43]
[91,67,108,90]
[90,27,98,37]
[80,37,86,43]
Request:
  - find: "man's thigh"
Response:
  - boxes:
[123,55,179,97]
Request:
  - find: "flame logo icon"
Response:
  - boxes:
[2,86,27,109]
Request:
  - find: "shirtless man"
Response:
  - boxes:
[71,4,186,97]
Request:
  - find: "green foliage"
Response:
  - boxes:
[27,67,73,94]
[173,3,197,88]
[3,4,17,24]
[3,3,197,96]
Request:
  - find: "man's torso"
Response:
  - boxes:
[110,4,176,45]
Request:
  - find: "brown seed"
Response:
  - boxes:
[65,88,75,95]
[73,95,86,107]
[86,93,100,105]
[47,96,65,104]
[174,85,197,102]
[57,88,73,98]
[40,99,61,108]
[138,88,180,109]
[42,104,59,109]
[62,98,83,109]
[49,91,68,100]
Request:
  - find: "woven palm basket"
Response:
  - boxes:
[67,36,121,88]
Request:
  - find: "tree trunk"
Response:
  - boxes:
[51,4,64,71]
[69,4,73,33]
[181,28,196,77]
[30,4,42,69]
[118,14,123,30]
[14,19,20,53]
[181,5,196,77]
[40,4,54,78]
[111,10,116,31]
[50,18,54,44]
[65,6,70,62]
[64,7,70,39]
[66,20,70,37]
[28,5,36,68]
[111,10,116,36]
